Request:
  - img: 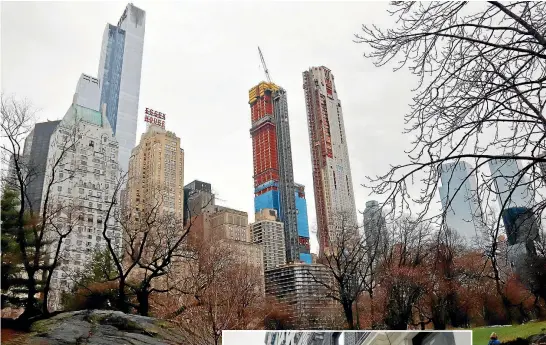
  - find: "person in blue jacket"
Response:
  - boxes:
[488,332,501,345]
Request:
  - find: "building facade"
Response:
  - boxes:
[251,209,287,270]
[127,125,184,219]
[264,264,336,329]
[98,3,146,172]
[489,159,535,210]
[302,67,358,255]
[21,120,61,213]
[249,81,307,263]
[439,161,484,241]
[42,84,121,310]
[295,184,311,263]
[210,206,249,242]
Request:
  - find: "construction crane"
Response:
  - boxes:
[258,46,272,83]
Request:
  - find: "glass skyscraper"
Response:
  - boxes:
[489,158,535,210]
[439,161,484,240]
[98,3,146,173]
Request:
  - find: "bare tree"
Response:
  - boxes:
[355,1,546,317]
[159,233,265,345]
[98,176,193,316]
[1,94,82,320]
[305,212,371,329]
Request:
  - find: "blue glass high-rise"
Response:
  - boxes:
[439,161,484,240]
[98,3,146,173]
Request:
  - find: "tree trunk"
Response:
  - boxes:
[342,301,355,329]
[117,279,129,313]
[136,290,150,316]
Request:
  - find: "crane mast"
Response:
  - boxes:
[258,46,272,83]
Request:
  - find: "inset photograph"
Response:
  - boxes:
[223,331,472,345]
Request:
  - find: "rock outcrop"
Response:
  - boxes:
[10,310,184,345]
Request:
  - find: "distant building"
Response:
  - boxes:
[184,180,215,223]
[438,161,484,240]
[210,205,249,242]
[295,183,311,263]
[127,125,185,219]
[302,67,358,256]
[251,209,286,270]
[249,81,301,263]
[363,200,388,252]
[489,159,535,210]
[264,263,336,329]
[42,80,121,310]
[98,3,146,172]
[344,333,372,345]
[18,120,61,213]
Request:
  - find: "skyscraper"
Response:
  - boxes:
[126,125,184,220]
[249,82,303,263]
[20,120,61,213]
[98,3,146,173]
[302,67,358,255]
[438,161,484,240]
[42,78,121,310]
[489,159,535,210]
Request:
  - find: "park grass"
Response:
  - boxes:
[472,320,546,344]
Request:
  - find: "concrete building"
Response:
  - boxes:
[210,205,250,242]
[264,263,336,329]
[489,159,535,210]
[184,180,215,222]
[344,333,372,345]
[42,79,121,310]
[98,3,146,173]
[127,125,185,219]
[302,67,358,256]
[363,200,388,252]
[249,81,308,263]
[359,332,461,345]
[251,208,287,270]
[438,161,484,241]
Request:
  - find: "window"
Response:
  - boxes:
[60,173,64,179]
[89,202,93,208]
[88,235,92,239]
[89,140,94,147]
[57,186,62,192]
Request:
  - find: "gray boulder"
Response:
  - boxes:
[23,310,184,345]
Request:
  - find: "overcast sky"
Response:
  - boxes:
[1,1,417,252]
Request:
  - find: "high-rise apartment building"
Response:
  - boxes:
[302,67,358,255]
[127,125,184,219]
[98,3,146,173]
[249,82,304,263]
[439,161,484,240]
[42,78,121,310]
[251,208,287,270]
[489,159,535,210]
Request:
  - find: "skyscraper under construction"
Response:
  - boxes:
[249,82,311,264]
[303,66,358,255]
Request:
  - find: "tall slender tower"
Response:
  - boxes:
[98,3,146,173]
[303,67,358,255]
[249,82,300,263]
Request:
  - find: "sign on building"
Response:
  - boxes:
[144,108,166,129]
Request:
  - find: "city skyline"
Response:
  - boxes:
[1,1,477,253]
